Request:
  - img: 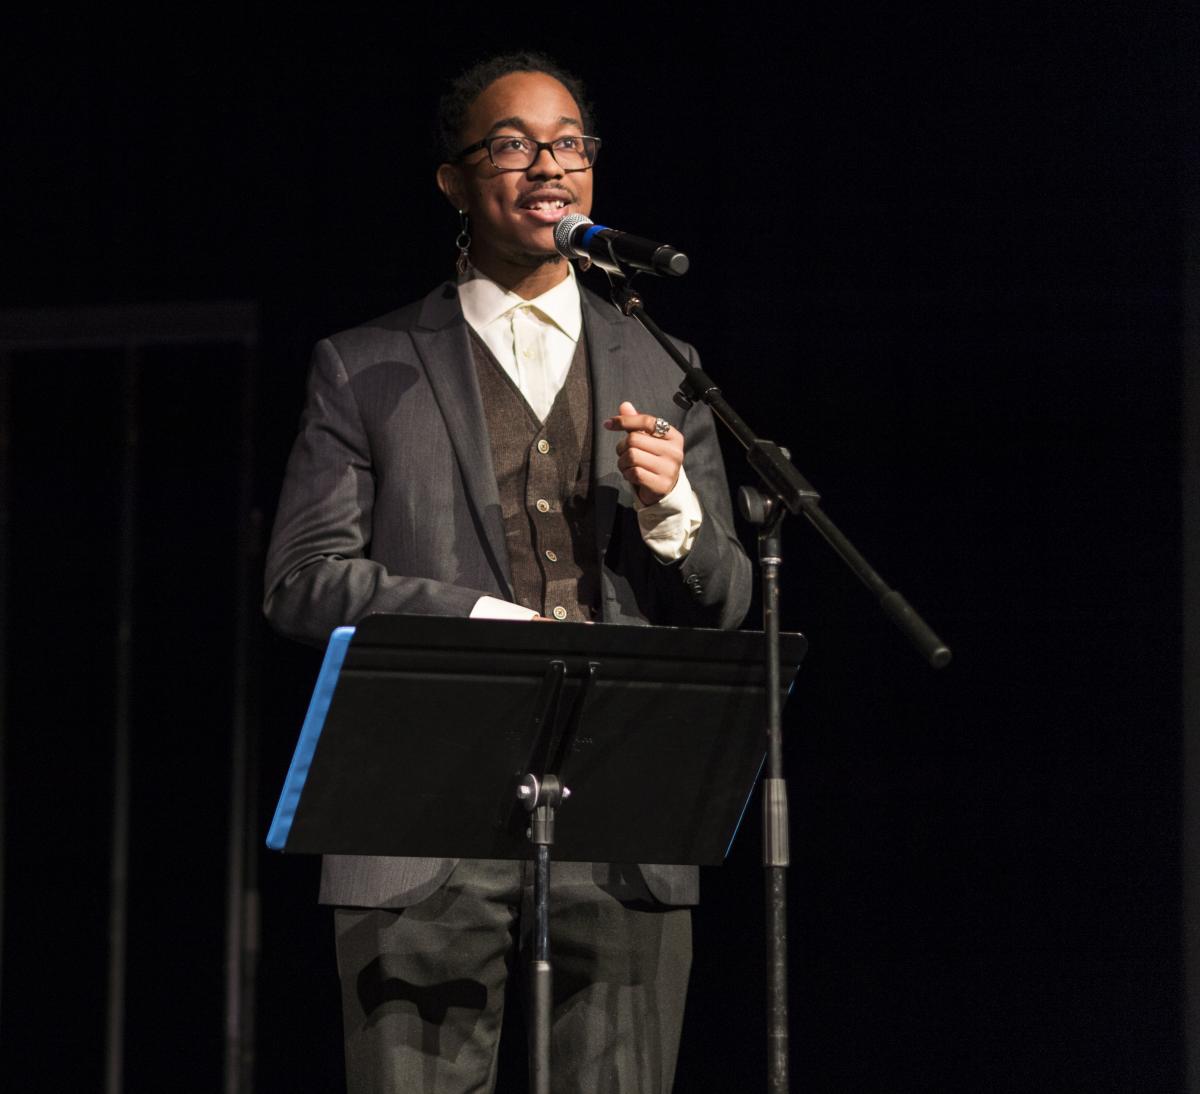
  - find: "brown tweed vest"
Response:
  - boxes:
[470,329,599,622]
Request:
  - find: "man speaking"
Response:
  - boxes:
[264,51,751,1093]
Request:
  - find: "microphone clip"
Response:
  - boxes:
[604,268,643,317]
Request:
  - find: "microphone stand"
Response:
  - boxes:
[602,267,951,1093]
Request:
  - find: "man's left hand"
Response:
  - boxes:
[604,400,684,506]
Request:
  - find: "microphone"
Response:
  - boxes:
[554,214,690,277]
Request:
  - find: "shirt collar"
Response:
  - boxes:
[457,264,582,341]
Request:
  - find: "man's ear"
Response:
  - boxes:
[436,163,466,211]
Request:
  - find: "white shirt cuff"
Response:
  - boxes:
[469,596,539,621]
[636,465,704,562]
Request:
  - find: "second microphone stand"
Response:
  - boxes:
[602,267,951,1093]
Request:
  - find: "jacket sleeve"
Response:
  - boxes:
[659,353,753,631]
[262,338,493,646]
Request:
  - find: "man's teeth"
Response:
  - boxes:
[527,200,567,211]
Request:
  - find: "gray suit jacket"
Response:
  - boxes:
[264,279,752,908]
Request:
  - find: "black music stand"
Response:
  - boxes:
[268,613,806,1093]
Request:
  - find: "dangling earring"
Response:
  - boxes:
[455,210,471,276]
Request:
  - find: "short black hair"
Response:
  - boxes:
[436,51,594,164]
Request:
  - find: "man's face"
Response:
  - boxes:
[438,71,594,275]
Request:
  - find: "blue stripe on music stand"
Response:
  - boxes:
[266,626,356,851]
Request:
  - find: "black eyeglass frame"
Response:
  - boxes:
[454,134,602,172]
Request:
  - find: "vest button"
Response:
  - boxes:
[544,549,558,562]
[537,439,551,454]
[552,605,567,620]
[535,498,550,513]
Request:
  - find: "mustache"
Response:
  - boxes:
[516,185,578,206]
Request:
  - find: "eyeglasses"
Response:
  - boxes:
[455,134,601,172]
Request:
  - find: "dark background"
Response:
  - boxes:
[1,6,1193,1092]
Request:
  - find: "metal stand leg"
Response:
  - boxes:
[740,489,793,1091]
[518,659,593,1094]
[522,773,565,1094]
[531,843,553,1094]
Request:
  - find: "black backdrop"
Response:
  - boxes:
[1,7,1191,1092]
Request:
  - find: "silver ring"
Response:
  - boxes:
[652,416,671,438]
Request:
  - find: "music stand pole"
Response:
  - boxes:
[522,773,562,1094]
[517,658,596,1094]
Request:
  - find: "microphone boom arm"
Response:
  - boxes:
[604,269,952,670]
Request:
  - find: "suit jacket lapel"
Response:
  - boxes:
[582,287,635,558]
[411,283,514,597]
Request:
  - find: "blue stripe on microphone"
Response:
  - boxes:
[581,224,610,246]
